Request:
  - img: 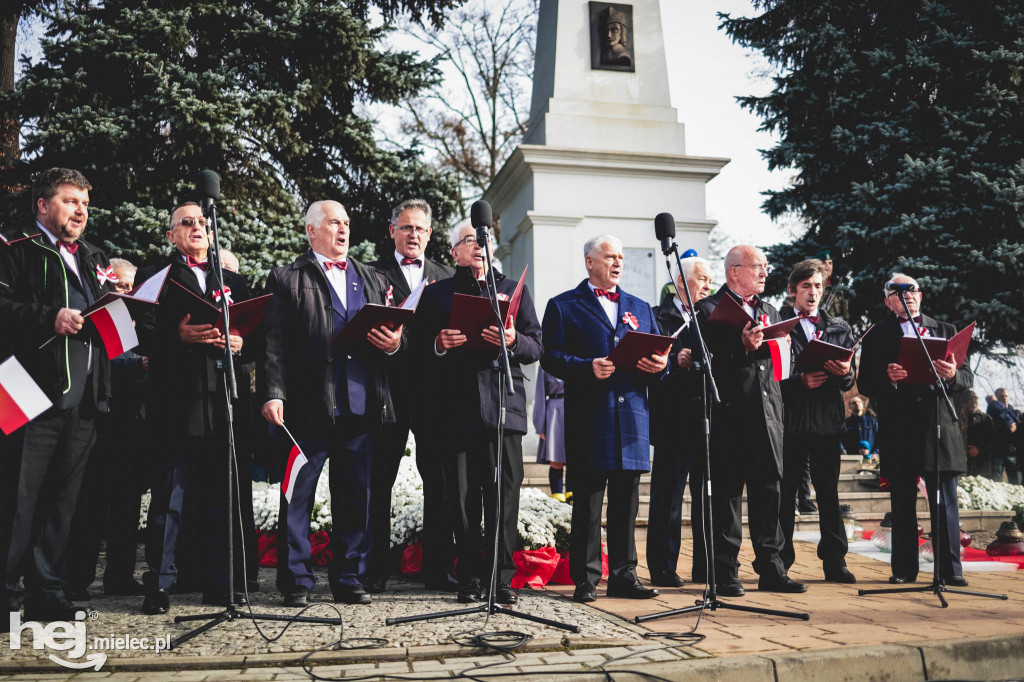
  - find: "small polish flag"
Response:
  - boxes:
[767,338,791,381]
[86,298,139,359]
[0,356,52,435]
[281,443,308,505]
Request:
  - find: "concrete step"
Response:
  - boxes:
[523,454,868,481]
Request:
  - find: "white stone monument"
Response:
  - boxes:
[484,0,728,310]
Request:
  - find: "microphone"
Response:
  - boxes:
[470,199,492,245]
[654,212,676,256]
[196,170,221,213]
[885,282,917,293]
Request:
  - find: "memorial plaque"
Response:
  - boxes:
[589,2,635,72]
[621,247,656,304]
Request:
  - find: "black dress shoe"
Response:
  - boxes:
[797,501,818,514]
[494,583,518,605]
[141,589,170,616]
[201,592,248,607]
[823,567,857,584]
[606,580,659,599]
[65,587,93,601]
[283,587,310,607]
[888,575,917,585]
[716,578,745,598]
[24,596,81,622]
[424,573,460,592]
[334,584,371,605]
[103,579,145,596]
[758,574,808,593]
[457,579,483,604]
[573,583,597,603]
[649,570,685,588]
[945,575,969,587]
[363,576,387,594]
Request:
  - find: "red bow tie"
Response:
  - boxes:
[594,288,619,302]
[898,315,922,324]
[401,257,422,267]
[742,295,759,307]
[59,241,79,255]
[324,260,348,271]
[185,255,208,270]
[798,312,820,324]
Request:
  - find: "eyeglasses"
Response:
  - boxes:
[394,224,430,236]
[175,216,207,229]
[454,235,478,247]
[732,263,773,274]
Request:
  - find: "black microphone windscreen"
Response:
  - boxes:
[197,170,221,201]
[654,212,676,240]
[470,200,492,228]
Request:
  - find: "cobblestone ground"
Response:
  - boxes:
[2,564,647,662]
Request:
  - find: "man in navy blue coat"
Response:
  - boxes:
[541,235,668,603]
[261,200,402,607]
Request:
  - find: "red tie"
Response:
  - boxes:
[594,288,620,302]
[400,257,422,267]
[185,255,208,270]
[798,312,820,324]
[59,241,79,255]
[898,315,922,324]
[742,295,758,307]
[324,260,348,271]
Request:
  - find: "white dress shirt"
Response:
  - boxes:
[314,251,348,304]
[673,296,692,330]
[181,253,209,294]
[798,309,819,341]
[40,222,82,282]
[587,282,618,327]
[900,317,929,337]
[394,251,425,291]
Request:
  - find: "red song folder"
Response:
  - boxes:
[168,280,271,337]
[448,268,528,350]
[897,321,975,385]
[706,293,799,339]
[606,331,674,372]
[334,279,426,344]
[793,324,874,373]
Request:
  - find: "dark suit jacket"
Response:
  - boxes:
[779,307,856,438]
[370,252,454,424]
[695,286,784,477]
[0,228,114,409]
[410,266,542,437]
[540,280,663,471]
[649,296,704,447]
[136,255,255,436]
[260,251,397,433]
[858,313,972,476]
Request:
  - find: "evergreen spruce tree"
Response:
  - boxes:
[0,0,461,279]
[722,1,1024,350]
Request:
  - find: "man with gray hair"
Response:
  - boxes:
[541,235,668,603]
[647,256,713,588]
[860,272,972,586]
[261,200,402,607]
[366,198,455,593]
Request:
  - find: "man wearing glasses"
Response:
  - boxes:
[366,199,454,593]
[695,245,805,596]
[859,273,972,586]
[136,203,258,615]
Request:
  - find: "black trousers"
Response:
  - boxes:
[368,419,454,582]
[65,413,150,590]
[4,407,96,608]
[143,432,256,594]
[646,429,707,578]
[779,433,848,570]
[570,466,641,588]
[888,473,962,580]
[447,426,523,585]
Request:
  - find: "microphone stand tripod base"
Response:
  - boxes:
[635,594,809,624]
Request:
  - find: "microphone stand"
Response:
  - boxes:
[857,291,1006,607]
[171,199,341,649]
[636,242,809,625]
[387,230,577,634]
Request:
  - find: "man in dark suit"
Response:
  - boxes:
[695,245,805,596]
[859,273,972,586]
[966,392,995,479]
[261,200,401,606]
[137,202,258,615]
[842,397,878,456]
[410,222,542,605]
[778,259,856,583]
[646,258,712,588]
[0,168,115,623]
[365,199,455,592]
[541,235,667,603]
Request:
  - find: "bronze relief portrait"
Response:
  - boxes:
[589,2,635,72]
